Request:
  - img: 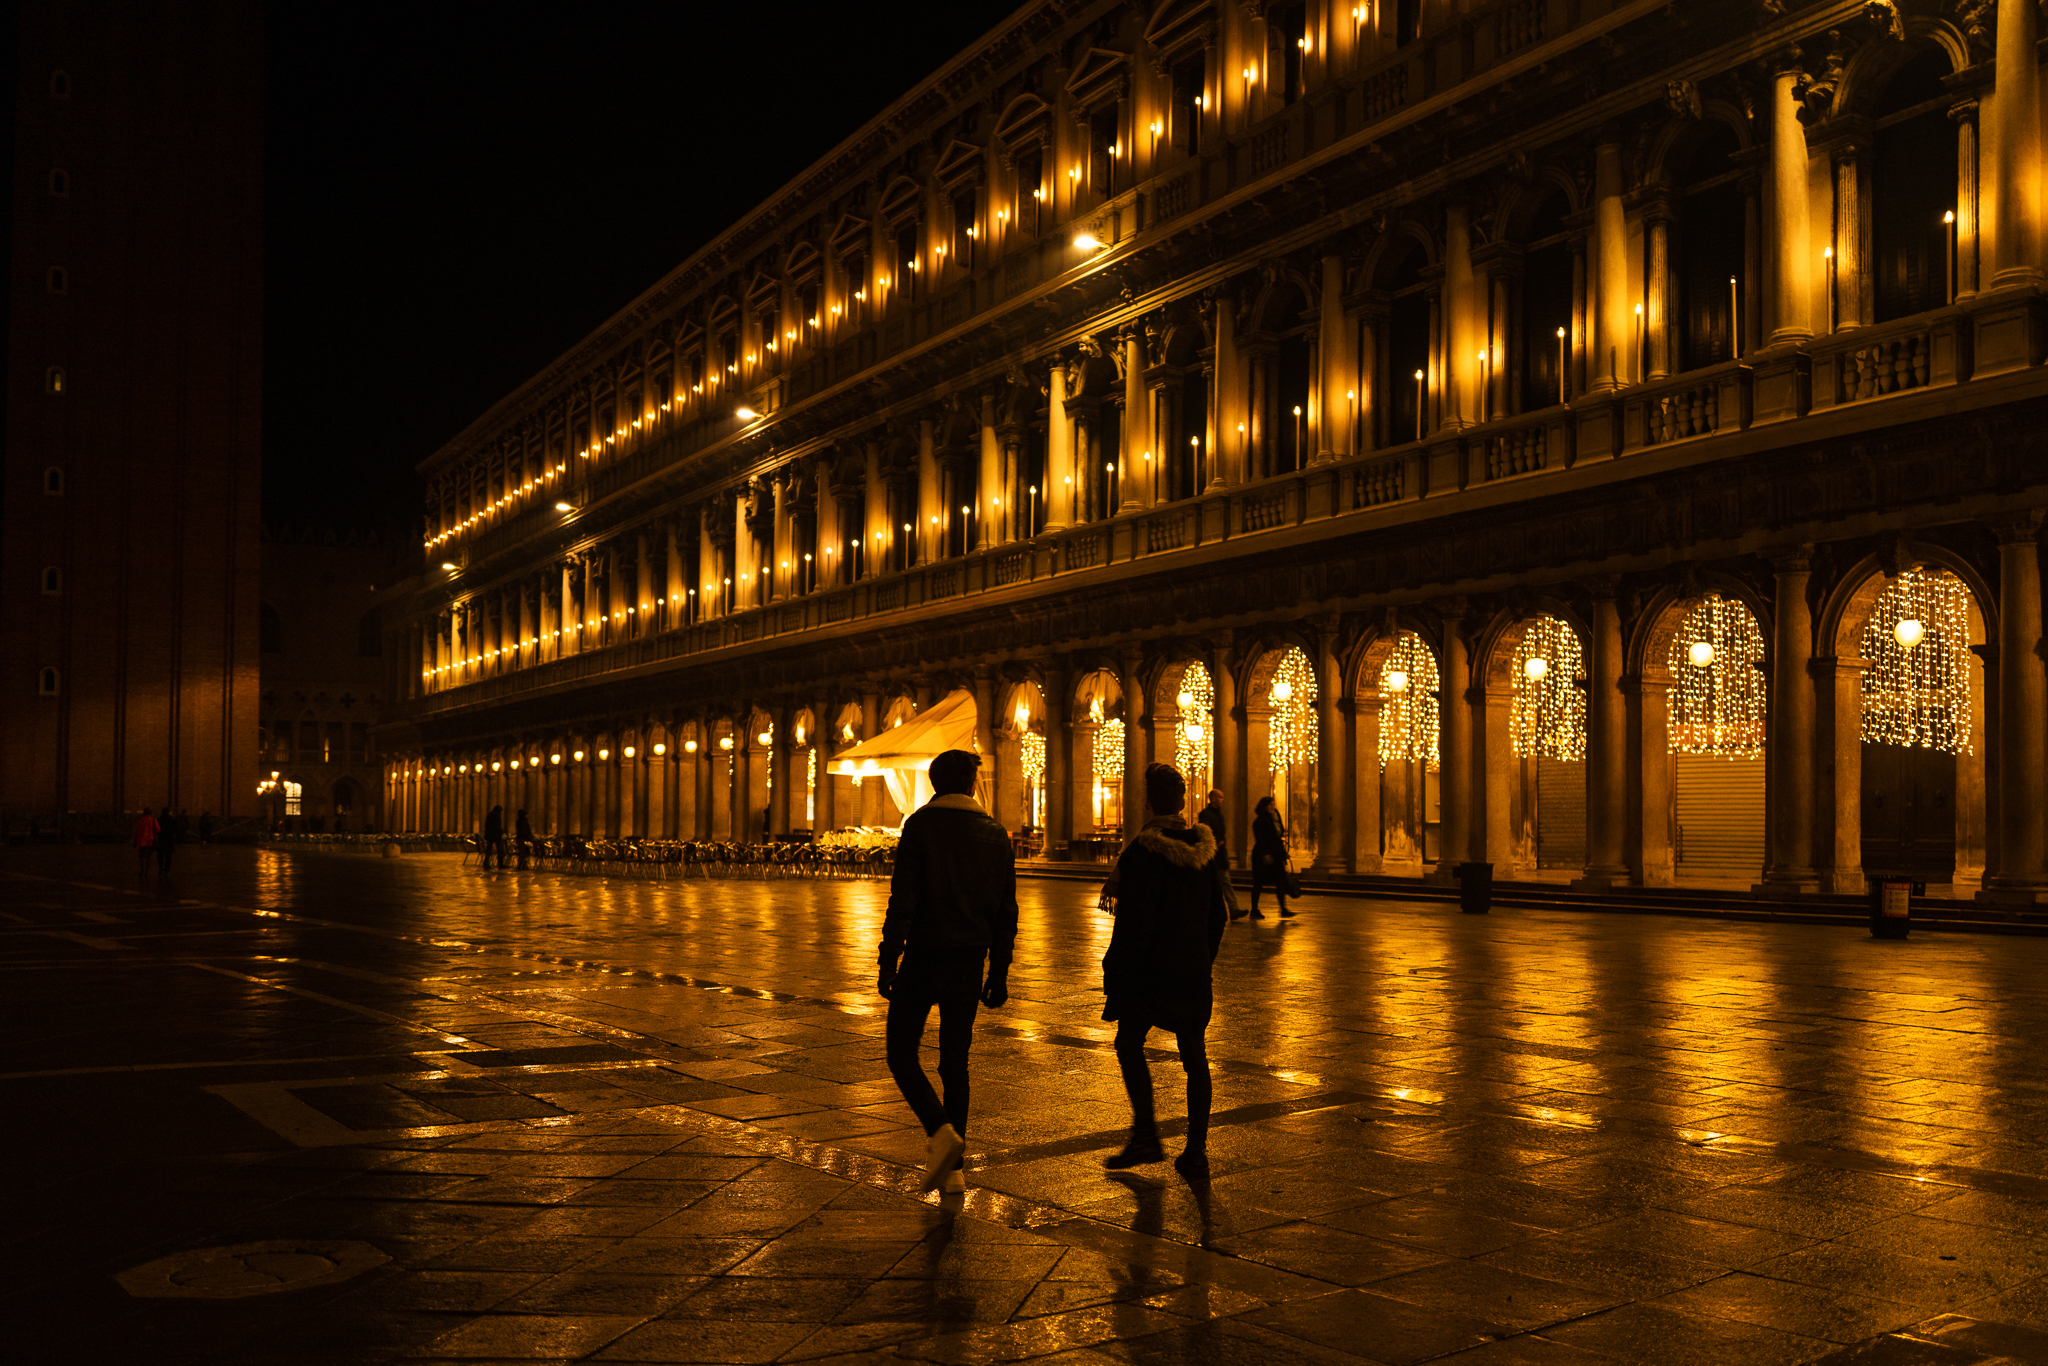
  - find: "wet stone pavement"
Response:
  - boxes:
[4,847,2048,1365]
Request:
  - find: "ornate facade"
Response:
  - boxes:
[384,0,2048,902]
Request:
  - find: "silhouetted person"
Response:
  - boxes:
[130,807,158,874]
[1198,788,1241,920]
[1102,762,1227,1179]
[879,748,1016,1195]
[1250,795,1293,918]
[483,805,506,869]
[515,809,533,868]
[197,811,214,844]
[155,808,183,874]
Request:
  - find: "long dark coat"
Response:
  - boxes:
[1101,819,1228,1033]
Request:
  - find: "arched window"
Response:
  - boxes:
[43,467,64,495]
[46,266,67,294]
[260,603,282,655]
[1274,291,1312,474]
[1873,49,1957,322]
[47,168,68,197]
[45,366,65,394]
[1386,243,1432,445]
[1519,192,1575,409]
[49,70,71,98]
[41,567,62,595]
[39,668,61,695]
[1677,124,1745,370]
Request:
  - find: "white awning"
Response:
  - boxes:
[831,689,980,820]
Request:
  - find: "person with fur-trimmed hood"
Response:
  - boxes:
[1100,761,1228,1179]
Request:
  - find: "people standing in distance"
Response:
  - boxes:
[156,808,185,875]
[1250,795,1295,919]
[514,808,534,869]
[131,807,159,875]
[878,748,1017,1196]
[1197,788,1242,921]
[1102,762,1228,1181]
[483,804,507,870]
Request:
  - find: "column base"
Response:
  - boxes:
[1754,876,1820,896]
[1975,883,2048,906]
[1819,867,1867,895]
[1571,865,1629,892]
[1964,284,2047,377]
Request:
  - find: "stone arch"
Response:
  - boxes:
[1815,546,1993,893]
[995,676,1050,835]
[1240,635,1320,863]
[1496,167,1585,243]
[1831,21,1972,120]
[1072,665,1127,837]
[1346,617,1445,875]
[1473,602,1590,877]
[1150,648,1218,800]
[1246,267,1317,335]
[1360,218,1440,292]
[1643,103,1756,190]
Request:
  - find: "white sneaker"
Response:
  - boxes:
[942,1168,966,1195]
[920,1123,965,1193]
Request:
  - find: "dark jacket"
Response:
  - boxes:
[881,794,1017,969]
[515,812,533,841]
[484,808,504,841]
[1101,817,1227,1033]
[1253,808,1287,864]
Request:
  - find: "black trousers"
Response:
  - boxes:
[484,837,508,868]
[886,952,984,1137]
[1250,851,1288,911]
[1114,1014,1213,1151]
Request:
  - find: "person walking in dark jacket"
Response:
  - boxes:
[1249,795,1294,918]
[155,808,184,874]
[1197,789,1242,920]
[1102,762,1227,1179]
[514,809,534,869]
[483,805,507,869]
[879,748,1017,1195]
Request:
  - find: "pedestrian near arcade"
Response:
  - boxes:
[878,748,1016,1195]
[514,809,533,869]
[1197,788,1242,920]
[156,809,185,874]
[483,804,507,869]
[1250,795,1295,918]
[1102,762,1227,1180]
[130,807,158,874]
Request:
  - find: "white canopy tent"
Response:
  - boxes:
[831,688,981,823]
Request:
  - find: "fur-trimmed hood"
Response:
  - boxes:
[1131,818,1217,870]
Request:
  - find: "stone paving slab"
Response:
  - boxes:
[4,846,2048,1364]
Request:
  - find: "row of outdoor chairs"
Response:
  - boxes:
[461,835,894,880]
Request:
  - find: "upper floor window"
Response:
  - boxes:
[950,187,978,270]
[39,668,61,696]
[46,266,67,294]
[718,331,739,377]
[1273,3,1307,105]
[840,252,868,327]
[1872,48,1958,322]
[1016,149,1044,234]
[797,282,819,339]
[894,223,920,300]
[50,70,71,98]
[48,168,69,197]
[1171,55,1204,156]
[1397,0,1421,47]
[757,304,780,369]
[41,567,62,594]
[1088,107,1118,197]
[43,466,64,495]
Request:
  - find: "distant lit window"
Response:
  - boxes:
[284,780,303,816]
[43,467,63,495]
[48,168,68,197]
[39,668,60,696]
[46,267,67,294]
[41,567,62,595]
[45,366,65,394]
[49,70,70,99]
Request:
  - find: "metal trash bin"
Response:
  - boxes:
[1869,877,1912,939]
[1456,862,1493,915]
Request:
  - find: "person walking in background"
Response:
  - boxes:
[1197,788,1242,921]
[197,811,214,844]
[1250,795,1294,919]
[130,808,158,874]
[156,809,185,874]
[483,805,507,869]
[879,748,1016,1196]
[1102,762,1227,1180]
[514,809,533,869]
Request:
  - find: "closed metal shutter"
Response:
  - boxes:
[1675,754,1765,881]
[1536,758,1586,868]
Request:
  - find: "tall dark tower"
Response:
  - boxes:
[1,1,263,830]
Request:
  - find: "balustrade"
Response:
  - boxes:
[1810,312,1970,410]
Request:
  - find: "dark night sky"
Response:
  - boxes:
[261,1,1018,535]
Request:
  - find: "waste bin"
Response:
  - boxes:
[1456,861,1493,915]
[1869,877,1912,939]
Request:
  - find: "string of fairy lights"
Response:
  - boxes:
[1511,616,1586,762]
[1266,646,1317,771]
[1019,730,1047,785]
[1377,632,1440,770]
[1175,663,1215,791]
[1667,594,1767,759]
[1860,567,1974,754]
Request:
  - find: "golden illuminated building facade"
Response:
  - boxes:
[386,0,2048,903]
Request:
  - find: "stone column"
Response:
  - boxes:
[1211,298,1239,490]
[1645,211,1673,378]
[1351,696,1383,873]
[1213,647,1244,866]
[1044,663,1072,852]
[1952,100,1980,297]
[1437,615,1472,874]
[767,704,791,837]
[1986,514,2047,897]
[1045,363,1074,530]
[1813,655,1869,894]
[1120,650,1146,831]
[1991,0,2041,286]
[1317,252,1348,460]
[732,725,753,842]
[1445,203,1478,424]
[1769,66,1814,344]
[861,691,884,826]
[974,670,999,807]
[1122,330,1147,511]
[1312,627,1348,870]
[1624,669,1675,887]
[979,393,1002,549]
[1762,549,1819,890]
[1592,139,1632,386]
[1831,149,1864,331]
[560,562,579,655]
[1578,589,1629,887]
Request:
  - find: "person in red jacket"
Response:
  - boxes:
[130,807,159,874]
[878,748,1017,1196]
[1101,763,1228,1180]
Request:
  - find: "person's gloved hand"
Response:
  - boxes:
[981,967,1009,1009]
[877,959,897,999]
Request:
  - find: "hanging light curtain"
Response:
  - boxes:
[1510,616,1586,761]
[1667,594,1767,758]
[1377,632,1440,770]
[1859,567,1973,754]
[1175,663,1214,787]
[1267,647,1317,771]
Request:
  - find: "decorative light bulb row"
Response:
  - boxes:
[1668,594,1766,759]
[1860,567,1973,754]
[1377,632,1440,770]
[1510,616,1586,762]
